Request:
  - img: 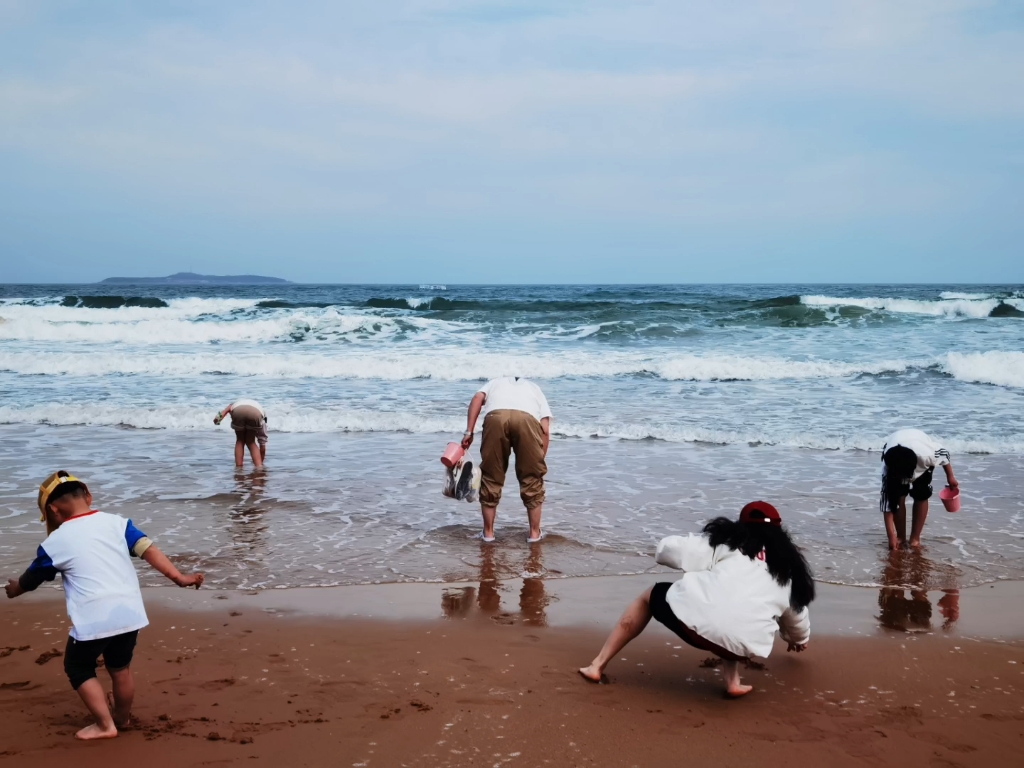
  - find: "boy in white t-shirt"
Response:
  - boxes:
[4,471,204,741]
[880,429,959,550]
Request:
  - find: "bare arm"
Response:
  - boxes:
[213,403,234,425]
[142,545,204,589]
[541,417,550,457]
[461,392,486,449]
[943,463,958,489]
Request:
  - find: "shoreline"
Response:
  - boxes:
[2,576,1022,767]
[12,574,1024,638]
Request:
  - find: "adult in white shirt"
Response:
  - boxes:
[880,428,959,550]
[460,377,552,543]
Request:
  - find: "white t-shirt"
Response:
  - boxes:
[656,534,810,659]
[232,399,265,416]
[38,512,150,641]
[478,377,552,422]
[882,429,950,481]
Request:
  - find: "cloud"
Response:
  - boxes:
[0,1,1021,280]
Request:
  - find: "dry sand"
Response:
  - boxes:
[1,579,1023,767]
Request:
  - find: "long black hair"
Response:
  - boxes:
[703,516,815,610]
[880,445,916,514]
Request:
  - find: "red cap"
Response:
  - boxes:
[739,501,782,527]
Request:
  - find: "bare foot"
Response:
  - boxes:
[908,539,922,549]
[75,723,118,740]
[726,682,754,698]
[578,665,608,684]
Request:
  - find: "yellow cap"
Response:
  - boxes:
[37,471,85,521]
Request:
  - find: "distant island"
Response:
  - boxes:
[99,272,290,285]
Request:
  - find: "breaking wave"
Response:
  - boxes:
[4,348,1023,388]
[801,294,1024,319]
[941,351,1024,389]
[0,350,916,382]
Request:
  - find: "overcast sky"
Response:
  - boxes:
[1,1,1021,283]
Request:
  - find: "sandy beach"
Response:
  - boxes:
[2,578,1022,767]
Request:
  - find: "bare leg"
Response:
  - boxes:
[108,665,135,728]
[74,678,118,740]
[234,436,245,467]
[883,511,900,551]
[527,504,543,541]
[481,505,497,540]
[723,660,753,698]
[894,497,908,547]
[246,440,263,468]
[579,587,653,682]
[259,443,267,463]
[908,499,929,548]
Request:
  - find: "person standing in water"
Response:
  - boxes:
[579,502,814,698]
[880,428,958,550]
[461,377,552,543]
[214,399,268,468]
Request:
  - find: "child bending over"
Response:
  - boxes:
[214,399,268,468]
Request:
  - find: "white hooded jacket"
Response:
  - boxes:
[655,533,810,659]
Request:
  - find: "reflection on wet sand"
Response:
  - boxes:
[228,468,269,551]
[441,543,551,626]
[877,550,960,632]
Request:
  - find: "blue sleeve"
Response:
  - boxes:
[18,546,59,592]
[124,519,148,555]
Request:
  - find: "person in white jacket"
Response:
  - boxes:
[579,501,814,698]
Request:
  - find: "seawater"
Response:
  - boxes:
[1,284,1022,590]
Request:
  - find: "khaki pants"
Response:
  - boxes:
[230,405,269,445]
[479,409,547,509]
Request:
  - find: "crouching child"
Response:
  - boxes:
[4,471,204,740]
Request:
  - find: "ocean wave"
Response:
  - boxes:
[747,294,803,308]
[1,403,1020,453]
[61,295,169,308]
[939,291,992,300]
[990,302,1024,318]
[801,294,1024,319]
[0,302,461,345]
[941,351,1024,389]
[0,350,915,381]
[0,404,464,434]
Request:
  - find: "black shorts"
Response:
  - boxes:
[908,468,934,502]
[64,630,139,690]
[650,582,746,662]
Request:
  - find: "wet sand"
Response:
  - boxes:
[2,579,1023,767]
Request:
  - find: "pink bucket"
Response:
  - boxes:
[441,442,465,469]
[939,486,961,513]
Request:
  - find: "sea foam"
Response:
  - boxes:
[800,294,1018,318]
[941,351,1024,389]
[0,350,916,381]
[1,403,1020,454]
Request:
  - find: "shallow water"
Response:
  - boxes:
[1,283,1021,590]
[1,426,1020,590]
